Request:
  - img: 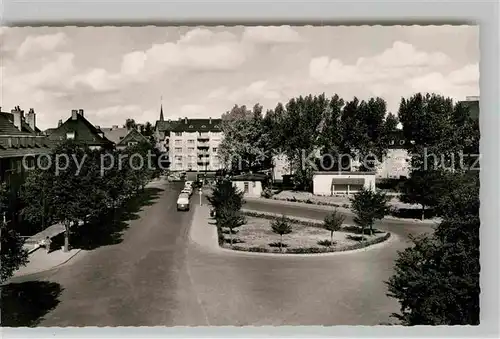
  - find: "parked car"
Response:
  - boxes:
[177,193,190,211]
[185,180,194,189]
[181,187,193,196]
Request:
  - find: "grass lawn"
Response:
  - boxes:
[220,217,389,253]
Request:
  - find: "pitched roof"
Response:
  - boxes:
[100,127,129,144]
[47,113,114,147]
[117,128,149,146]
[155,120,178,132]
[0,112,41,135]
[169,118,223,133]
[0,113,29,136]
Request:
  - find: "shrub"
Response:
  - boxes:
[269,242,289,248]
[317,239,335,247]
[270,215,293,252]
[323,210,345,244]
[261,188,274,199]
[346,234,366,242]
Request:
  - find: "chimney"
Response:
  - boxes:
[184,117,188,124]
[58,119,63,127]
[112,125,118,129]
[209,117,212,124]
[78,109,84,117]
[26,108,36,131]
[71,109,78,120]
[11,106,22,131]
[95,125,100,130]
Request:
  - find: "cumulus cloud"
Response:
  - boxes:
[405,63,480,99]
[309,41,451,84]
[17,32,68,57]
[76,28,249,93]
[242,26,302,44]
[208,80,282,104]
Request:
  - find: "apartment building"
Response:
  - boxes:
[154,107,223,172]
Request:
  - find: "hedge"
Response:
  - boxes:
[226,232,391,254]
[240,210,385,234]
[264,195,350,209]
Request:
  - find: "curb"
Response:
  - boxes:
[189,205,396,259]
[244,197,440,225]
[11,248,83,280]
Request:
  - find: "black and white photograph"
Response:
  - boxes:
[1,25,480,327]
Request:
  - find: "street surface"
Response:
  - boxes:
[6,179,436,326]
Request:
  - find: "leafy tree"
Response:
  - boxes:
[21,167,55,231]
[280,94,326,190]
[350,188,390,236]
[386,172,479,325]
[217,207,246,246]
[219,104,270,173]
[124,118,137,131]
[0,183,29,283]
[323,210,345,245]
[207,178,245,214]
[270,215,293,252]
[45,141,95,252]
[400,169,450,220]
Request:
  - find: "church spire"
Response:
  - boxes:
[159,96,164,121]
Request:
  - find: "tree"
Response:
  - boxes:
[400,169,451,220]
[217,207,246,246]
[21,167,55,231]
[270,215,293,252]
[207,178,245,214]
[45,141,96,252]
[350,188,390,236]
[125,118,137,130]
[386,172,479,325]
[323,210,345,245]
[0,183,29,283]
[280,94,327,191]
[219,104,270,173]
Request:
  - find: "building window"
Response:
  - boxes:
[252,181,256,188]
[201,125,206,128]
[188,139,195,144]
[175,139,181,145]
[175,155,183,161]
[187,163,193,170]
[188,147,195,152]
[175,147,182,152]
[212,147,217,153]
[399,140,405,145]
[176,162,182,168]
[119,136,124,140]
[127,142,138,146]
[389,140,395,145]
[189,125,194,129]
[66,132,75,140]
[244,182,249,193]
[175,132,182,136]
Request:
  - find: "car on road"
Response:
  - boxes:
[181,187,193,196]
[176,193,190,211]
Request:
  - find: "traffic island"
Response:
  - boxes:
[219,211,391,254]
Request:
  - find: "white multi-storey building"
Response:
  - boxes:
[154,106,223,172]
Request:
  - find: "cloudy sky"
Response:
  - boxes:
[1,25,479,130]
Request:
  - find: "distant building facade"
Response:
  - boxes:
[154,105,223,172]
[100,125,149,150]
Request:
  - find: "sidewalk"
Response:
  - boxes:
[12,248,82,278]
[12,177,166,279]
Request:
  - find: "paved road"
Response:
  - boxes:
[5,180,436,326]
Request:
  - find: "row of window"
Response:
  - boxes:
[172,139,221,145]
[173,147,218,153]
[173,131,222,137]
